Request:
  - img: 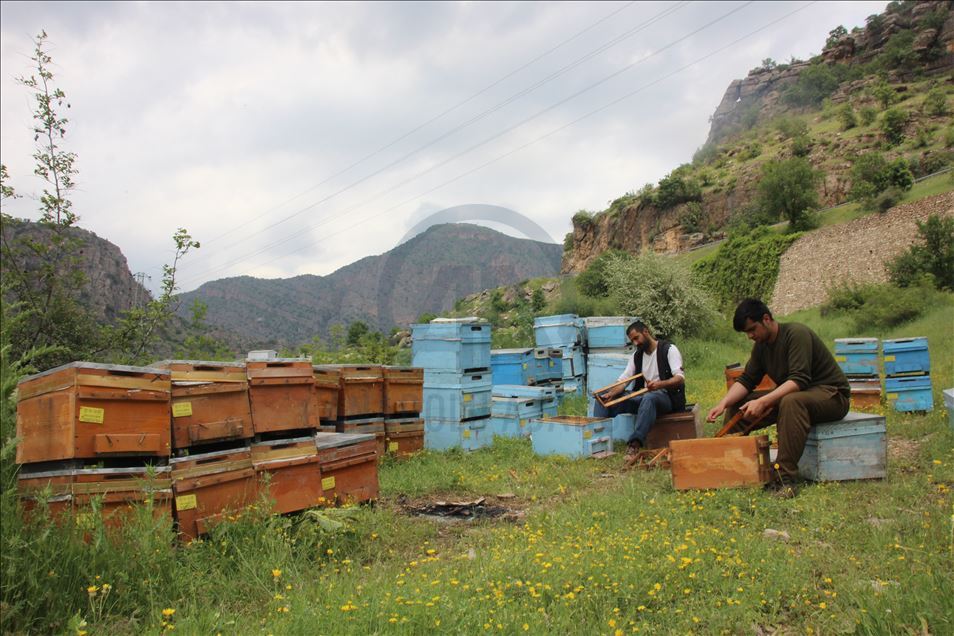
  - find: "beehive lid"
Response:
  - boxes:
[533,415,610,427]
[583,316,638,327]
[19,361,169,384]
[314,432,376,448]
[170,446,251,464]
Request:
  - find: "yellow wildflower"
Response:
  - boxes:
[272,569,282,578]
[162,608,176,617]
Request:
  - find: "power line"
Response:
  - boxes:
[180,1,686,273]
[199,0,816,283]
[180,0,739,286]
[185,1,639,251]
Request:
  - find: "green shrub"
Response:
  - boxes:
[563,232,574,252]
[850,152,890,196]
[923,87,949,116]
[886,157,914,191]
[655,167,702,210]
[691,226,801,309]
[881,107,908,145]
[572,210,595,227]
[791,133,813,157]
[869,80,897,109]
[874,187,904,213]
[678,201,705,234]
[551,277,619,318]
[576,249,630,298]
[859,106,878,125]
[888,214,954,290]
[783,63,840,107]
[912,125,933,148]
[945,125,954,148]
[911,149,954,177]
[875,29,916,71]
[821,280,942,331]
[604,251,716,338]
[838,104,857,130]
[692,142,720,166]
[758,157,820,231]
[774,116,808,139]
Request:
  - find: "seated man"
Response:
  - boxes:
[593,320,686,458]
[706,298,850,497]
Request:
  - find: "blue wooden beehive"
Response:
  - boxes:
[490,348,534,386]
[533,314,583,348]
[585,399,636,442]
[487,393,558,439]
[885,375,934,412]
[424,418,492,451]
[559,345,585,380]
[584,316,638,350]
[883,337,930,377]
[797,412,886,481]
[411,319,491,372]
[530,416,613,458]
[422,370,493,421]
[531,348,562,384]
[833,338,879,377]
[492,384,558,400]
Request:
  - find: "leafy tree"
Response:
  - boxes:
[757,157,819,231]
[881,108,908,145]
[923,86,949,117]
[886,158,913,191]
[176,299,233,360]
[774,116,808,139]
[888,215,954,290]
[783,63,839,106]
[869,81,896,109]
[576,249,630,298]
[826,25,848,48]
[655,166,701,210]
[530,288,546,312]
[850,152,890,200]
[838,104,857,130]
[859,106,878,126]
[346,321,370,346]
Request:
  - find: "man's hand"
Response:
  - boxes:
[706,404,725,422]
[740,398,771,421]
[646,379,663,392]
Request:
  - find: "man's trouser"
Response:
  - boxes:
[593,390,673,447]
[729,385,849,481]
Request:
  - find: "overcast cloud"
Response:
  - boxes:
[1,1,885,293]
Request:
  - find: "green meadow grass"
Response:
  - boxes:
[5,299,951,635]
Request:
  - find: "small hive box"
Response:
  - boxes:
[885,375,934,412]
[645,404,702,450]
[424,418,493,451]
[16,362,171,464]
[533,314,583,348]
[336,417,386,456]
[423,369,492,421]
[798,412,886,481]
[384,417,424,456]
[490,348,535,386]
[19,465,172,528]
[246,359,320,434]
[833,338,880,377]
[171,447,258,541]
[583,316,638,349]
[154,360,252,450]
[319,365,384,420]
[252,437,323,515]
[383,366,423,416]
[411,319,492,371]
[670,435,771,491]
[560,346,585,379]
[315,432,380,504]
[883,337,930,377]
[312,366,341,422]
[848,378,882,411]
[530,416,613,459]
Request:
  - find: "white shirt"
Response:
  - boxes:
[617,343,685,385]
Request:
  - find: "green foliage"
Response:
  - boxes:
[912,125,933,148]
[654,166,702,210]
[571,210,595,227]
[881,108,908,145]
[737,142,762,161]
[874,187,904,213]
[886,157,914,191]
[530,288,546,312]
[346,321,370,346]
[576,249,630,298]
[850,154,913,208]
[923,86,949,116]
[603,251,717,338]
[175,300,234,360]
[875,29,916,71]
[791,133,813,158]
[678,202,705,234]
[692,226,801,309]
[757,157,820,231]
[869,80,897,110]
[838,103,857,130]
[783,63,839,107]
[550,277,618,318]
[692,142,719,166]
[859,105,878,126]
[774,116,808,139]
[888,214,954,290]
[562,232,574,252]
[825,25,848,49]
[821,280,942,331]
[945,126,954,148]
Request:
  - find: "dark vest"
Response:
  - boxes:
[632,339,686,412]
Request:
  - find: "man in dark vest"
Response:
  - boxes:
[707,298,850,498]
[593,320,686,459]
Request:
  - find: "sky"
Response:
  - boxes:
[0,1,885,294]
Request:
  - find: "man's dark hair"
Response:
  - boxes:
[626,320,649,335]
[733,298,773,331]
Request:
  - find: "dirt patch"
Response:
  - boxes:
[770,191,954,316]
[395,495,526,523]
[888,437,921,472]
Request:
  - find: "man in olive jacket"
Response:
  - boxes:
[707,299,850,493]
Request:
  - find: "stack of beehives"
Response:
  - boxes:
[532,314,586,399]
[15,356,386,540]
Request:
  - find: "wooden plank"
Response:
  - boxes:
[76,374,170,393]
[592,374,643,405]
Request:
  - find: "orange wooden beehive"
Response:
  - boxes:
[18,465,172,528]
[246,359,320,434]
[724,365,777,392]
[383,366,423,416]
[253,445,324,514]
[315,432,379,504]
[318,365,384,419]
[171,447,258,541]
[16,362,171,465]
[670,435,771,490]
[644,404,702,450]
[336,417,385,456]
[849,378,882,410]
[312,366,341,422]
[154,360,253,450]
[384,417,424,456]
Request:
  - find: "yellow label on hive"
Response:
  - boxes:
[884,355,895,362]
[522,363,528,369]
[463,429,472,439]
[463,394,473,402]
[550,360,556,367]
[886,393,898,399]
[321,476,336,490]
[78,407,105,424]
[520,419,527,427]
[172,402,193,417]
[175,494,197,511]
[388,441,399,452]
[583,430,593,439]
[834,355,846,362]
